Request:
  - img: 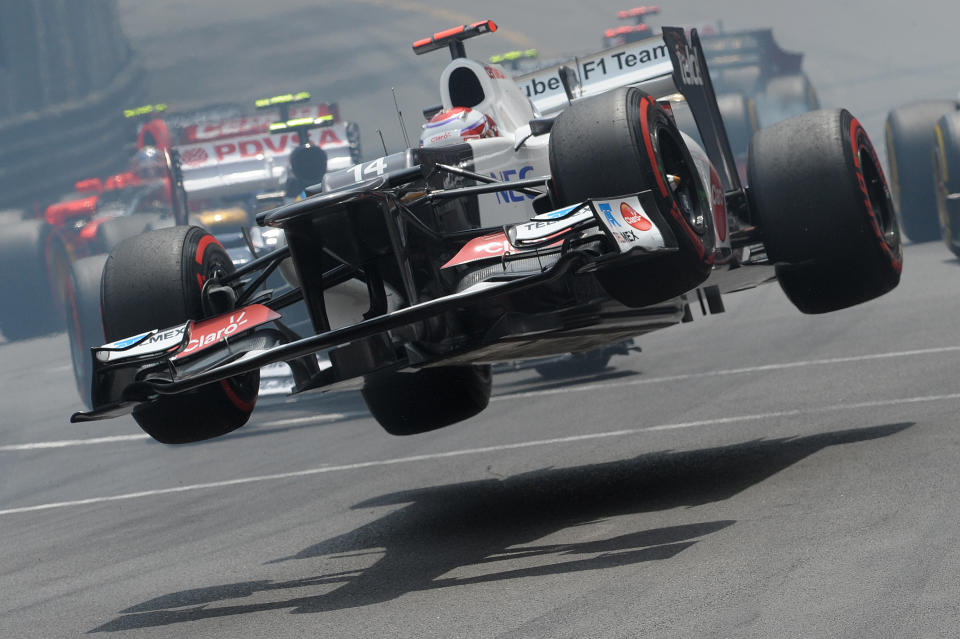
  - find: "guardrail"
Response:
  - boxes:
[0,56,146,210]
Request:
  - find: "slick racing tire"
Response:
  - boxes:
[65,254,107,408]
[933,112,960,258]
[754,73,820,128]
[715,92,760,165]
[549,87,715,308]
[94,214,168,255]
[362,365,492,435]
[749,109,902,314]
[534,350,612,380]
[885,100,959,242]
[0,220,63,341]
[101,226,259,443]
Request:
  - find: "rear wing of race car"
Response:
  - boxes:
[698,28,803,76]
[661,27,742,194]
[172,93,359,199]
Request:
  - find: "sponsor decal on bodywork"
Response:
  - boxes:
[594,197,666,253]
[489,165,537,204]
[179,105,335,143]
[510,205,594,244]
[178,127,346,168]
[531,204,581,221]
[516,38,673,113]
[620,201,653,231]
[175,303,281,360]
[710,165,727,242]
[97,325,187,362]
[442,232,514,269]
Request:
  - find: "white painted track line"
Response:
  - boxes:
[492,345,960,401]
[0,434,149,452]
[4,346,957,455]
[1,391,956,517]
[0,412,359,453]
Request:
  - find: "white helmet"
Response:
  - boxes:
[419,107,500,147]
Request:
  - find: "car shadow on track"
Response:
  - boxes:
[92,421,912,632]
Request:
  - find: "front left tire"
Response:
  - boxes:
[101,226,259,443]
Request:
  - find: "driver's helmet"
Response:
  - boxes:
[419,107,499,147]
[289,143,328,185]
[129,146,166,181]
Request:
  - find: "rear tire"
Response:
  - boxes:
[933,111,960,258]
[362,365,491,435]
[885,100,959,242]
[548,87,715,308]
[749,109,902,314]
[65,254,107,408]
[101,226,259,443]
[0,220,62,340]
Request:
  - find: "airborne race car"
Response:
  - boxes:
[72,23,901,444]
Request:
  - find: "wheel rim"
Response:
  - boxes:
[859,144,899,250]
[655,125,709,236]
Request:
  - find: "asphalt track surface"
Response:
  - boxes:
[4,0,960,637]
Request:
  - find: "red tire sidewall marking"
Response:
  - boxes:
[220,379,255,413]
[849,116,902,272]
[193,231,254,413]
[639,97,670,198]
[193,233,225,291]
[194,234,222,265]
[638,96,706,260]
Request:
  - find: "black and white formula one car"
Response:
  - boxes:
[884,98,960,249]
[72,22,901,444]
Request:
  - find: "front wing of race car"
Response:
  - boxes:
[71,186,683,423]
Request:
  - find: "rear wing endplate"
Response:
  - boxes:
[661,27,742,193]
